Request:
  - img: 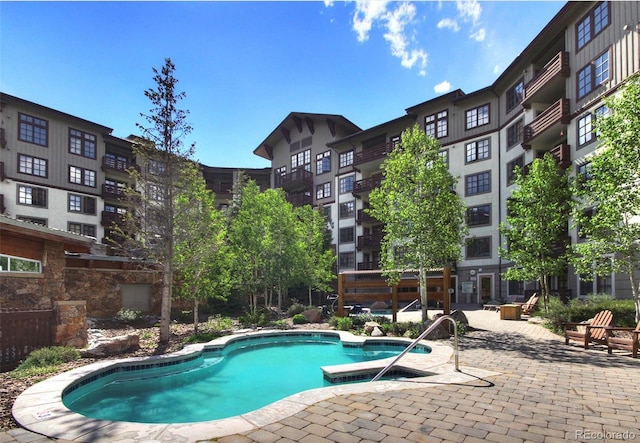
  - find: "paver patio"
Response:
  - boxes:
[3,307,639,443]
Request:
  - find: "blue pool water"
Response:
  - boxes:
[63,333,429,423]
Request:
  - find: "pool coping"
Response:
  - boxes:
[12,329,500,443]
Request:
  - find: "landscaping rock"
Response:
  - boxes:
[364,321,380,335]
[301,308,323,323]
[81,334,140,357]
[371,326,386,337]
[370,301,388,310]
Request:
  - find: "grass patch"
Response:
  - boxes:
[11,346,80,379]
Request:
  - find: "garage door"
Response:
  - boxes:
[121,284,151,313]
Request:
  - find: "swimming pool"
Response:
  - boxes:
[62,331,431,423]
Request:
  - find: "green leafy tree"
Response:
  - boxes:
[115,58,195,343]
[174,164,233,334]
[499,153,572,310]
[368,124,467,323]
[572,74,640,321]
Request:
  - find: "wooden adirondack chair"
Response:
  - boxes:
[563,310,613,349]
[517,293,539,316]
[606,321,640,358]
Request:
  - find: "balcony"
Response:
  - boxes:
[0,161,5,181]
[356,209,376,224]
[523,51,570,107]
[287,192,313,207]
[0,194,5,214]
[551,143,571,170]
[274,168,313,192]
[522,98,570,150]
[357,261,380,271]
[102,156,135,174]
[353,175,383,197]
[354,143,393,167]
[101,211,124,227]
[357,231,384,250]
[102,183,126,199]
[209,182,233,197]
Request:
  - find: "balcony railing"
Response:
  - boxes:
[356,209,376,224]
[274,168,313,191]
[0,161,5,181]
[101,211,124,227]
[287,192,313,207]
[354,143,393,166]
[102,156,135,174]
[102,184,126,199]
[523,51,570,105]
[551,143,571,170]
[357,231,384,250]
[0,194,5,214]
[353,175,383,196]
[523,98,570,148]
[209,183,233,196]
[357,261,380,271]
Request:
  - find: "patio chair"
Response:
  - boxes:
[605,321,640,358]
[563,309,613,349]
[512,293,539,316]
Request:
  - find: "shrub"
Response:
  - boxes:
[292,313,309,324]
[272,320,291,330]
[287,303,306,317]
[204,314,234,332]
[115,308,142,322]
[238,308,275,327]
[12,346,81,378]
[183,331,223,344]
[541,294,636,333]
[336,317,353,331]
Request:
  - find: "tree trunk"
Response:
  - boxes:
[193,299,200,335]
[630,272,640,323]
[419,268,429,323]
[308,285,312,307]
[159,260,172,343]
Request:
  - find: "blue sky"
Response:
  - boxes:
[1,1,564,168]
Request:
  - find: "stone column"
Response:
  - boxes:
[53,301,88,348]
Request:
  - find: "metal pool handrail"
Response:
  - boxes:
[371,315,460,382]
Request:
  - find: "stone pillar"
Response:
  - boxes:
[53,301,88,348]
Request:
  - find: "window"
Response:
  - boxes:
[507,79,524,112]
[466,236,491,258]
[340,201,355,219]
[577,50,610,99]
[425,110,448,138]
[149,184,164,202]
[577,113,594,146]
[18,154,47,177]
[105,204,126,214]
[0,254,42,273]
[465,139,490,163]
[18,113,48,147]
[339,175,354,194]
[576,1,609,50]
[104,153,129,170]
[148,159,166,175]
[69,166,96,187]
[68,222,96,237]
[291,149,311,171]
[438,149,449,167]
[275,166,287,177]
[339,150,354,168]
[339,227,355,243]
[507,156,524,185]
[316,182,331,200]
[69,129,97,159]
[466,204,491,227]
[507,119,524,148]
[68,194,96,215]
[339,252,355,269]
[316,151,331,175]
[465,171,490,196]
[18,185,47,207]
[17,216,46,226]
[577,206,596,239]
[465,104,490,129]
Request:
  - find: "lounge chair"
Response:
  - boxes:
[563,309,613,349]
[605,321,640,358]
[514,293,539,316]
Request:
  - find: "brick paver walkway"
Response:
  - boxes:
[3,308,639,443]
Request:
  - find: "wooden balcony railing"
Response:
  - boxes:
[551,143,571,170]
[101,211,124,226]
[357,261,380,271]
[357,231,384,250]
[354,143,393,166]
[102,184,126,199]
[523,51,570,104]
[523,98,570,148]
[354,175,383,195]
[356,209,376,224]
[274,168,313,191]
[102,156,135,174]
[287,192,313,207]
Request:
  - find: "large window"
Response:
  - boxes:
[339,175,354,194]
[465,139,490,163]
[69,129,97,159]
[577,113,594,147]
[425,110,448,139]
[316,182,331,200]
[291,149,311,171]
[68,222,96,237]
[576,2,609,50]
[507,79,524,112]
[18,154,47,177]
[339,252,355,269]
[466,204,491,227]
[18,113,48,147]
[465,171,490,196]
[0,254,42,273]
[339,201,355,219]
[577,50,610,99]
[465,104,490,129]
[507,156,524,185]
[69,166,96,187]
[507,119,524,148]
[316,151,331,175]
[18,185,47,207]
[339,150,354,168]
[466,237,491,259]
[68,194,96,215]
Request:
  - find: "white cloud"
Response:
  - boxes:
[351,1,427,74]
[324,0,334,7]
[456,0,482,24]
[470,28,486,42]
[437,18,460,32]
[493,65,502,75]
[434,80,452,94]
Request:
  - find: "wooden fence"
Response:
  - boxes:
[0,309,55,372]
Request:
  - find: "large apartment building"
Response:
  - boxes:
[254,1,640,303]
